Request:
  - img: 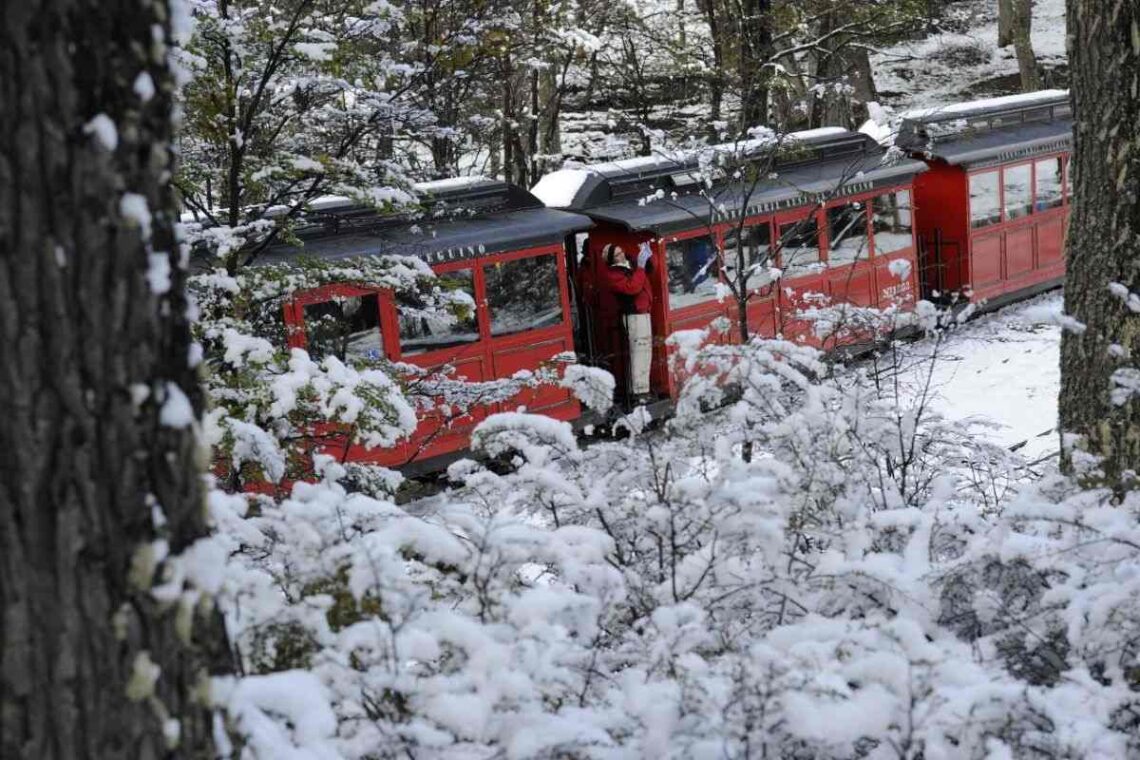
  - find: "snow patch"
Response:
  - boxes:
[83,114,118,151]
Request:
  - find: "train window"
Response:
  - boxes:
[826,202,870,267]
[666,235,721,308]
[1064,156,1072,198]
[303,293,384,362]
[396,268,479,355]
[871,191,913,255]
[722,223,773,292]
[1035,158,1064,211]
[1003,164,1033,220]
[969,171,1001,228]
[484,254,563,336]
[778,218,822,277]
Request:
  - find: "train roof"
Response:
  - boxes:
[896,90,1072,168]
[532,129,926,235]
[253,177,593,268]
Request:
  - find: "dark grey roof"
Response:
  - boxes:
[897,91,1073,167]
[571,151,926,235]
[257,206,592,267]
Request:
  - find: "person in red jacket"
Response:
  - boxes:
[599,242,654,400]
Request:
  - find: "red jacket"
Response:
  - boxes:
[599,263,652,321]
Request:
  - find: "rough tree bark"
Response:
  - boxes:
[1058,0,1140,487]
[0,1,234,758]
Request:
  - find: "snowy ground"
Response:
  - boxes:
[873,0,1067,110]
[895,290,1063,461]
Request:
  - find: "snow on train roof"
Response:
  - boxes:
[532,127,850,209]
[898,90,1070,123]
[534,128,925,235]
[897,90,1072,166]
[257,178,592,267]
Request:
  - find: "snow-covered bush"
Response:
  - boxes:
[193,302,1140,757]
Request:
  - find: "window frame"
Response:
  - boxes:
[774,209,825,281]
[1001,160,1035,222]
[392,260,485,362]
[662,227,726,314]
[1032,154,1066,213]
[823,196,874,269]
[967,168,1004,230]
[868,187,915,257]
[287,282,396,362]
[480,246,571,343]
[718,218,777,297]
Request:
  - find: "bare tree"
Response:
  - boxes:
[999,0,1041,91]
[1,0,234,757]
[1058,0,1140,487]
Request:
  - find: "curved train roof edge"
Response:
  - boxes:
[897,90,1073,167]
[531,128,927,235]
[241,178,594,270]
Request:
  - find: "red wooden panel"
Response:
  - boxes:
[828,262,876,308]
[745,294,778,339]
[970,233,1003,289]
[777,275,828,347]
[1036,215,1065,268]
[492,335,575,413]
[1004,226,1034,279]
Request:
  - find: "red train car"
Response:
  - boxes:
[262,178,593,473]
[533,128,928,402]
[897,91,1073,306]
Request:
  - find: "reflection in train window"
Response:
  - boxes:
[666,235,721,308]
[1003,163,1033,220]
[778,218,822,277]
[304,293,384,361]
[484,255,563,336]
[722,223,773,292]
[872,191,913,255]
[397,268,479,355]
[1034,157,1064,211]
[826,202,870,267]
[969,171,1001,228]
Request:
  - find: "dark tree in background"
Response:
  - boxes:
[1059,0,1140,487]
[0,1,233,757]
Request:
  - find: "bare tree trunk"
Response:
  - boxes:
[1011,0,1041,91]
[738,0,772,133]
[698,0,726,123]
[1058,0,1140,488]
[0,1,234,757]
[998,0,1014,47]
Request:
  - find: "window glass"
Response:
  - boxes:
[666,235,721,308]
[1034,157,1064,211]
[826,202,870,267]
[778,218,822,277]
[1064,155,1072,197]
[303,293,383,361]
[1003,163,1032,220]
[396,268,479,355]
[969,171,1001,228]
[871,191,913,255]
[484,254,563,336]
[722,223,773,292]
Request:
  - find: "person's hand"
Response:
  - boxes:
[637,242,652,269]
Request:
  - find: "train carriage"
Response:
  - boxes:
[534,128,928,401]
[260,177,593,473]
[897,90,1073,306]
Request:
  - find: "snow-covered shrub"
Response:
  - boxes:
[194,301,1140,757]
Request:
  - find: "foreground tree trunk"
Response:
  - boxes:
[0,2,234,757]
[1058,0,1140,487]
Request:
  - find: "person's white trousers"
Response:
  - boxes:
[623,313,652,395]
